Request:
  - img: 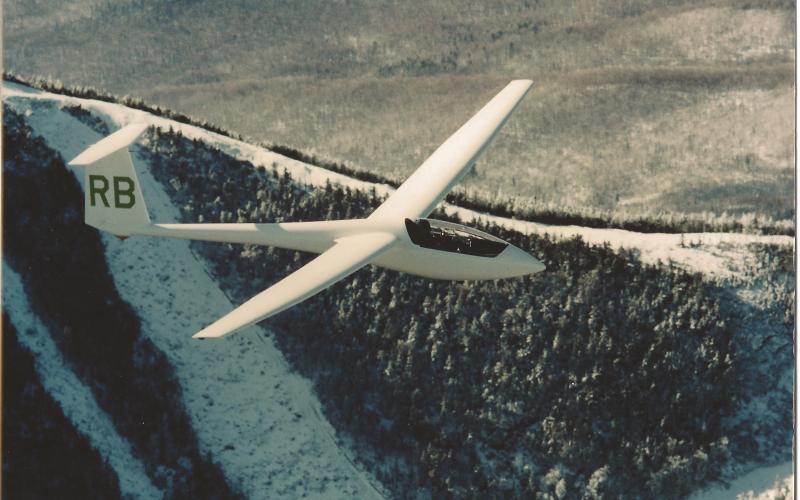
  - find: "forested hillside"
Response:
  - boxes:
[140,127,792,498]
[4,0,795,221]
[2,108,242,499]
[2,86,792,498]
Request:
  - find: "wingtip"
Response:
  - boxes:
[192,323,221,339]
[192,317,245,339]
[511,79,534,89]
[192,328,221,339]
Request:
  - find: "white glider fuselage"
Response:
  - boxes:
[70,79,543,338]
[142,217,543,280]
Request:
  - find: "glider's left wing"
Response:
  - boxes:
[194,232,397,338]
[369,79,533,220]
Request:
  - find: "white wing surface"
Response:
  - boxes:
[194,232,397,338]
[369,79,533,219]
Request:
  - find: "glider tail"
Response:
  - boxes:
[68,124,151,237]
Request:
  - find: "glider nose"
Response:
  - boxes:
[530,255,546,273]
[505,245,546,275]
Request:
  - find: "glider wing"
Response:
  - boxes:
[369,79,533,219]
[193,231,397,338]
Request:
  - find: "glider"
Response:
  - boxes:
[69,79,544,339]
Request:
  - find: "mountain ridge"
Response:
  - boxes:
[2,80,792,498]
[6,0,793,218]
[4,73,793,237]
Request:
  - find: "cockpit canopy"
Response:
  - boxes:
[404,218,509,257]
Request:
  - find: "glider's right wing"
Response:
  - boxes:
[194,231,397,339]
[369,79,533,220]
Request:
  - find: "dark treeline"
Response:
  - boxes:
[145,129,740,498]
[444,190,793,236]
[62,104,110,135]
[5,73,792,236]
[2,314,123,500]
[3,107,242,499]
[4,72,242,140]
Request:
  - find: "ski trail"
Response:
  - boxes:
[2,263,162,499]
[10,101,385,499]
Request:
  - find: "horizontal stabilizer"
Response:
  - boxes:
[193,231,397,339]
[69,122,149,166]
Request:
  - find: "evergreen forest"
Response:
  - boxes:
[1,95,792,498]
[143,127,786,498]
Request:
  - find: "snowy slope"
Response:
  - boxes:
[4,93,385,499]
[690,461,793,500]
[2,81,792,280]
[2,82,793,498]
[3,263,162,499]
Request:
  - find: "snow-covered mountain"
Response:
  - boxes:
[4,81,791,278]
[3,83,386,499]
[2,81,793,499]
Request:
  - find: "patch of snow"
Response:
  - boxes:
[5,97,385,499]
[2,263,162,499]
[689,462,793,500]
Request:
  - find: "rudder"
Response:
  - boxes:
[68,123,151,237]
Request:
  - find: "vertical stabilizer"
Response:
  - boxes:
[68,123,151,236]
